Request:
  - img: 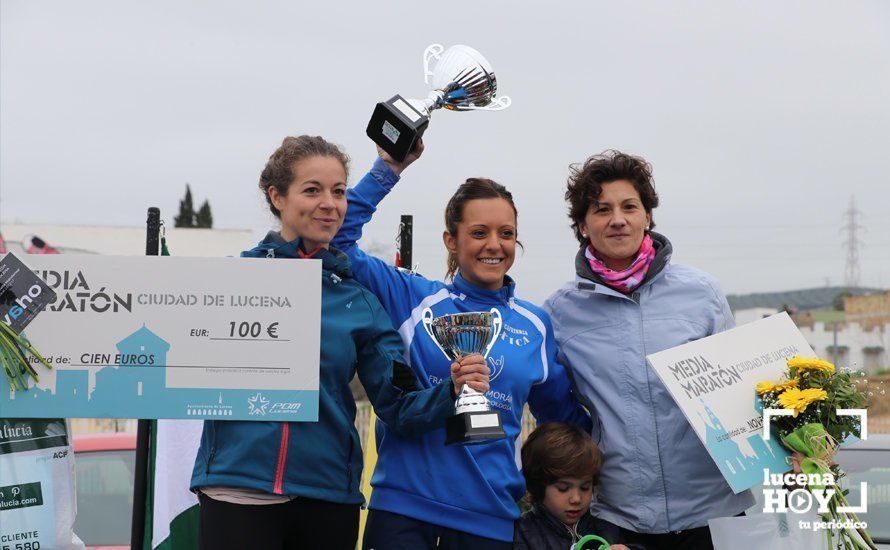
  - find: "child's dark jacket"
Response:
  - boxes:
[514,505,643,550]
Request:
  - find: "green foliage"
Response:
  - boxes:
[196,200,213,228]
[761,363,865,443]
[175,184,213,228]
[174,184,196,228]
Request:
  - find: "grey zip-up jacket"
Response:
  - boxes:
[544,233,754,533]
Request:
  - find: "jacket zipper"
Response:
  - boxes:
[272,423,290,494]
[204,421,216,474]
[633,291,671,530]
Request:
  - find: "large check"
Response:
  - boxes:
[0,255,321,421]
[647,313,814,493]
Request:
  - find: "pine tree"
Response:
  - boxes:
[196,200,213,229]
[174,184,197,228]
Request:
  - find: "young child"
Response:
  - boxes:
[514,422,636,550]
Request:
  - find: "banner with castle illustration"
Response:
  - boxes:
[647,313,813,493]
[0,255,321,421]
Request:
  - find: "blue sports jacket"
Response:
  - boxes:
[190,233,454,504]
[331,158,591,542]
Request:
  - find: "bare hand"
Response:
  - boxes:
[791,451,804,474]
[611,545,631,550]
[377,139,424,177]
[450,353,489,394]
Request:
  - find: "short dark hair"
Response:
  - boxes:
[521,422,603,504]
[443,178,520,280]
[259,135,350,219]
[565,150,659,245]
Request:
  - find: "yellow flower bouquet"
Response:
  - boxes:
[757,356,875,549]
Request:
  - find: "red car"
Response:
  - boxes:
[72,433,137,550]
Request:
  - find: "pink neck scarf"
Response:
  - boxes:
[585,233,656,293]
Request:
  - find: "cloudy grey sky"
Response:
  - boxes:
[2,1,888,303]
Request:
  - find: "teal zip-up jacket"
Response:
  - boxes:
[190,232,455,504]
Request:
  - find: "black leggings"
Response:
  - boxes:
[198,493,360,550]
[361,509,514,550]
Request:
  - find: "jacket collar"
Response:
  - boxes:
[244,231,352,279]
[530,504,596,542]
[574,231,672,295]
[450,272,515,306]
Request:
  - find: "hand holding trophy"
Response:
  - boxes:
[367,44,512,162]
[422,308,507,445]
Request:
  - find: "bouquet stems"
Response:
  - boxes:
[782,424,876,549]
[0,321,51,390]
[833,489,877,550]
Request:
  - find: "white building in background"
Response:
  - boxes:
[733,307,888,374]
[796,321,887,373]
[1,223,254,257]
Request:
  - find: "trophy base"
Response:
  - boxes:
[444,410,505,446]
[367,95,430,162]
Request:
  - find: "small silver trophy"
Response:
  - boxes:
[421,307,506,445]
[367,44,512,162]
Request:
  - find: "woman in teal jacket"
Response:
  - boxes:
[190,135,489,550]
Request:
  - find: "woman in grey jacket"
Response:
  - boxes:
[544,150,753,550]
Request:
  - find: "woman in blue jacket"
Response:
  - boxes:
[331,143,591,549]
[544,150,753,550]
[190,136,489,550]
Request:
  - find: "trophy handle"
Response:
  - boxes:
[421,307,451,361]
[423,44,445,85]
[456,95,512,112]
[483,308,502,359]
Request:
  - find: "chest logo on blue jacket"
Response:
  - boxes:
[248,392,269,416]
[499,324,531,347]
[488,354,506,382]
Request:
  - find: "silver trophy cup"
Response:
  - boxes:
[367,44,512,162]
[421,307,506,445]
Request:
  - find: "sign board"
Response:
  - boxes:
[647,313,813,492]
[0,255,321,421]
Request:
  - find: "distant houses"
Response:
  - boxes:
[732,289,889,374]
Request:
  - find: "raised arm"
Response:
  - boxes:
[331,146,437,323]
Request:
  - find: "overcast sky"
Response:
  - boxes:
[2,1,888,303]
